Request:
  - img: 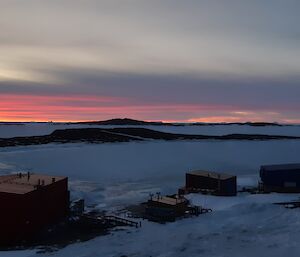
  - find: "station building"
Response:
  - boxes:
[260,163,300,193]
[0,173,69,245]
[179,170,237,196]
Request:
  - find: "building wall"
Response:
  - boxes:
[0,178,69,245]
[185,173,237,196]
[218,177,237,196]
[260,167,300,192]
[186,173,218,190]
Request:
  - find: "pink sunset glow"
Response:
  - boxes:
[0,93,294,123]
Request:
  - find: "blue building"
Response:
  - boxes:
[260,163,300,193]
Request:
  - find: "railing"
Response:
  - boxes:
[104,215,141,228]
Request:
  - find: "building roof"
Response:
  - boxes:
[261,163,300,172]
[149,196,187,206]
[0,173,67,195]
[187,170,235,180]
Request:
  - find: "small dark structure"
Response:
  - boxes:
[146,195,189,221]
[70,198,85,216]
[0,173,69,245]
[135,194,212,223]
[260,163,300,193]
[179,170,237,196]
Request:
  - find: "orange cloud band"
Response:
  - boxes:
[0,93,290,123]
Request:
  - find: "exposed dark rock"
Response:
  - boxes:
[0,128,299,148]
[73,118,164,126]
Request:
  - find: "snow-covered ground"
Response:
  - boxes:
[0,125,300,256]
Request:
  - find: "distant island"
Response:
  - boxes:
[73,118,165,126]
[0,118,297,126]
[71,118,285,127]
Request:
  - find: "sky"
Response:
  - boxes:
[0,0,300,123]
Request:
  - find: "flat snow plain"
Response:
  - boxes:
[1,124,300,257]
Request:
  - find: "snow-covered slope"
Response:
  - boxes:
[0,124,300,256]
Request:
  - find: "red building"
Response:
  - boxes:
[179,170,237,196]
[0,173,69,245]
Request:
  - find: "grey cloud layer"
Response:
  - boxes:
[1,0,300,79]
[0,0,299,121]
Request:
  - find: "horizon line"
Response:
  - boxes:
[0,118,299,126]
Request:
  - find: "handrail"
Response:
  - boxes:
[104,215,141,227]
